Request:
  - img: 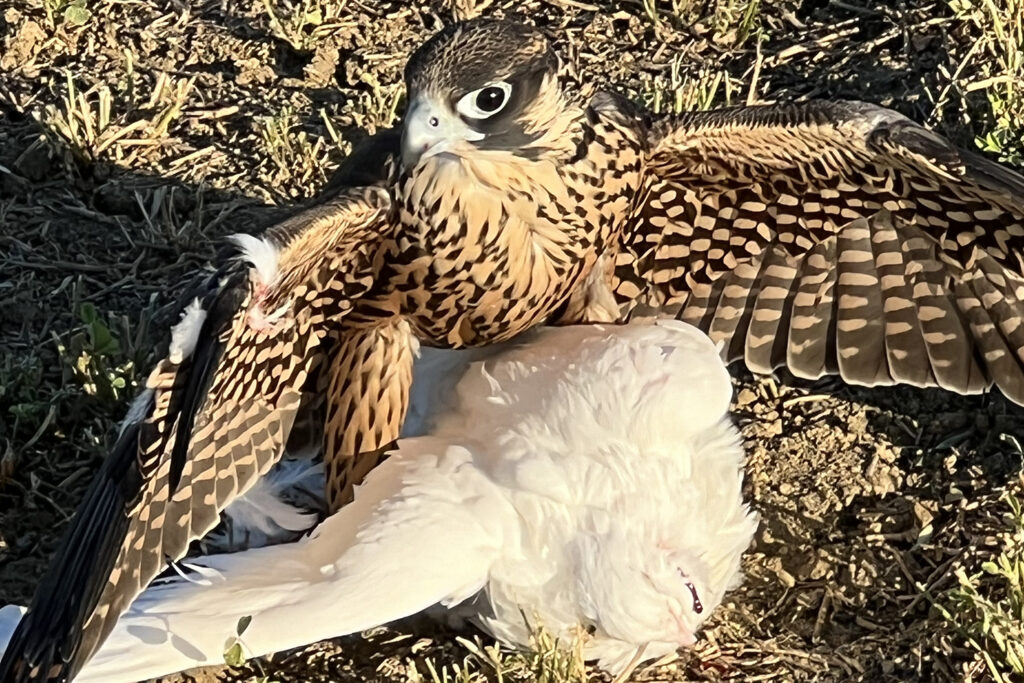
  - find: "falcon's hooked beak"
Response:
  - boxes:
[401,96,483,169]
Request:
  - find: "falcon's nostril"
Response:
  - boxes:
[428,116,440,128]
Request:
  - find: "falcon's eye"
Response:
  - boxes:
[476,87,505,112]
[456,81,513,120]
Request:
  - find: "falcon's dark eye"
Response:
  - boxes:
[456,81,513,120]
[476,87,506,113]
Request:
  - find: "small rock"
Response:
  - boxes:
[1,19,46,70]
[869,465,897,496]
[913,500,936,528]
[875,442,897,463]
[305,44,340,87]
[790,549,832,581]
[776,566,796,588]
[736,387,758,407]
[235,57,276,86]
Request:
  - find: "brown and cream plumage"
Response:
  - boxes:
[620,103,1024,400]
[5,17,1024,682]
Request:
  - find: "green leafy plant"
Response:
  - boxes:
[55,302,137,407]
[261,0,350,52]
[935,488,1024,681]
[642,0,760,47]
[223,616,279,683]
[257,105,343,187]
[639,55,736,115]
[42,0,92,29]
[0,354,50,449]
[949,0,1024,167]
[412,625,587,683]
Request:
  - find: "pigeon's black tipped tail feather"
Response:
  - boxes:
[0,421,143,683]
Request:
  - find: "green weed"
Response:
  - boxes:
[257,105,340,187]
[55,302,138,407]
[42,0,92,29]
[935,488,1024,681]
[262,0,351,52]
[642,0,760,48]
[949,0,1024,166]
[639,55,737,114]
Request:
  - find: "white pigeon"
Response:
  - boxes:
[0,320,757,682]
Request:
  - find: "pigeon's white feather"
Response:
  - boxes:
[0,320,757,681]
[116,388,153,437]
[71,443,506,683]
[167,298,207,364]
[402,341,506,438]
[203,455,324,551]
[228,233,280,285]
[0,607,24,656]
[439,321,751,671]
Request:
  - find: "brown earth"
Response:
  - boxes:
[1,0,1022,681]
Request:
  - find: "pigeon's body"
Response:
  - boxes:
[0,321,755,682]
[6,17,1024,682]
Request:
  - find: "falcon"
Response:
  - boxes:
[4,17,1024,682]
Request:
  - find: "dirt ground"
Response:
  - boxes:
[2,0,1023,681]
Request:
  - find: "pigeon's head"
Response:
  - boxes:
[400,19,564,169]
[640,548,711,646]
[574,531,715,649]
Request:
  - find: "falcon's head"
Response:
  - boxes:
[400,20,566,169]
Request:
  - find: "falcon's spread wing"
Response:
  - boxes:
[0,187,396,683]
[614,101,1024,403]
[25,442,501,683]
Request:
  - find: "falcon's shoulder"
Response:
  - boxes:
[319,129,401,199]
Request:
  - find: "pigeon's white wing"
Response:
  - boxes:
[48,444,506,683]
[446,320,733,443]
